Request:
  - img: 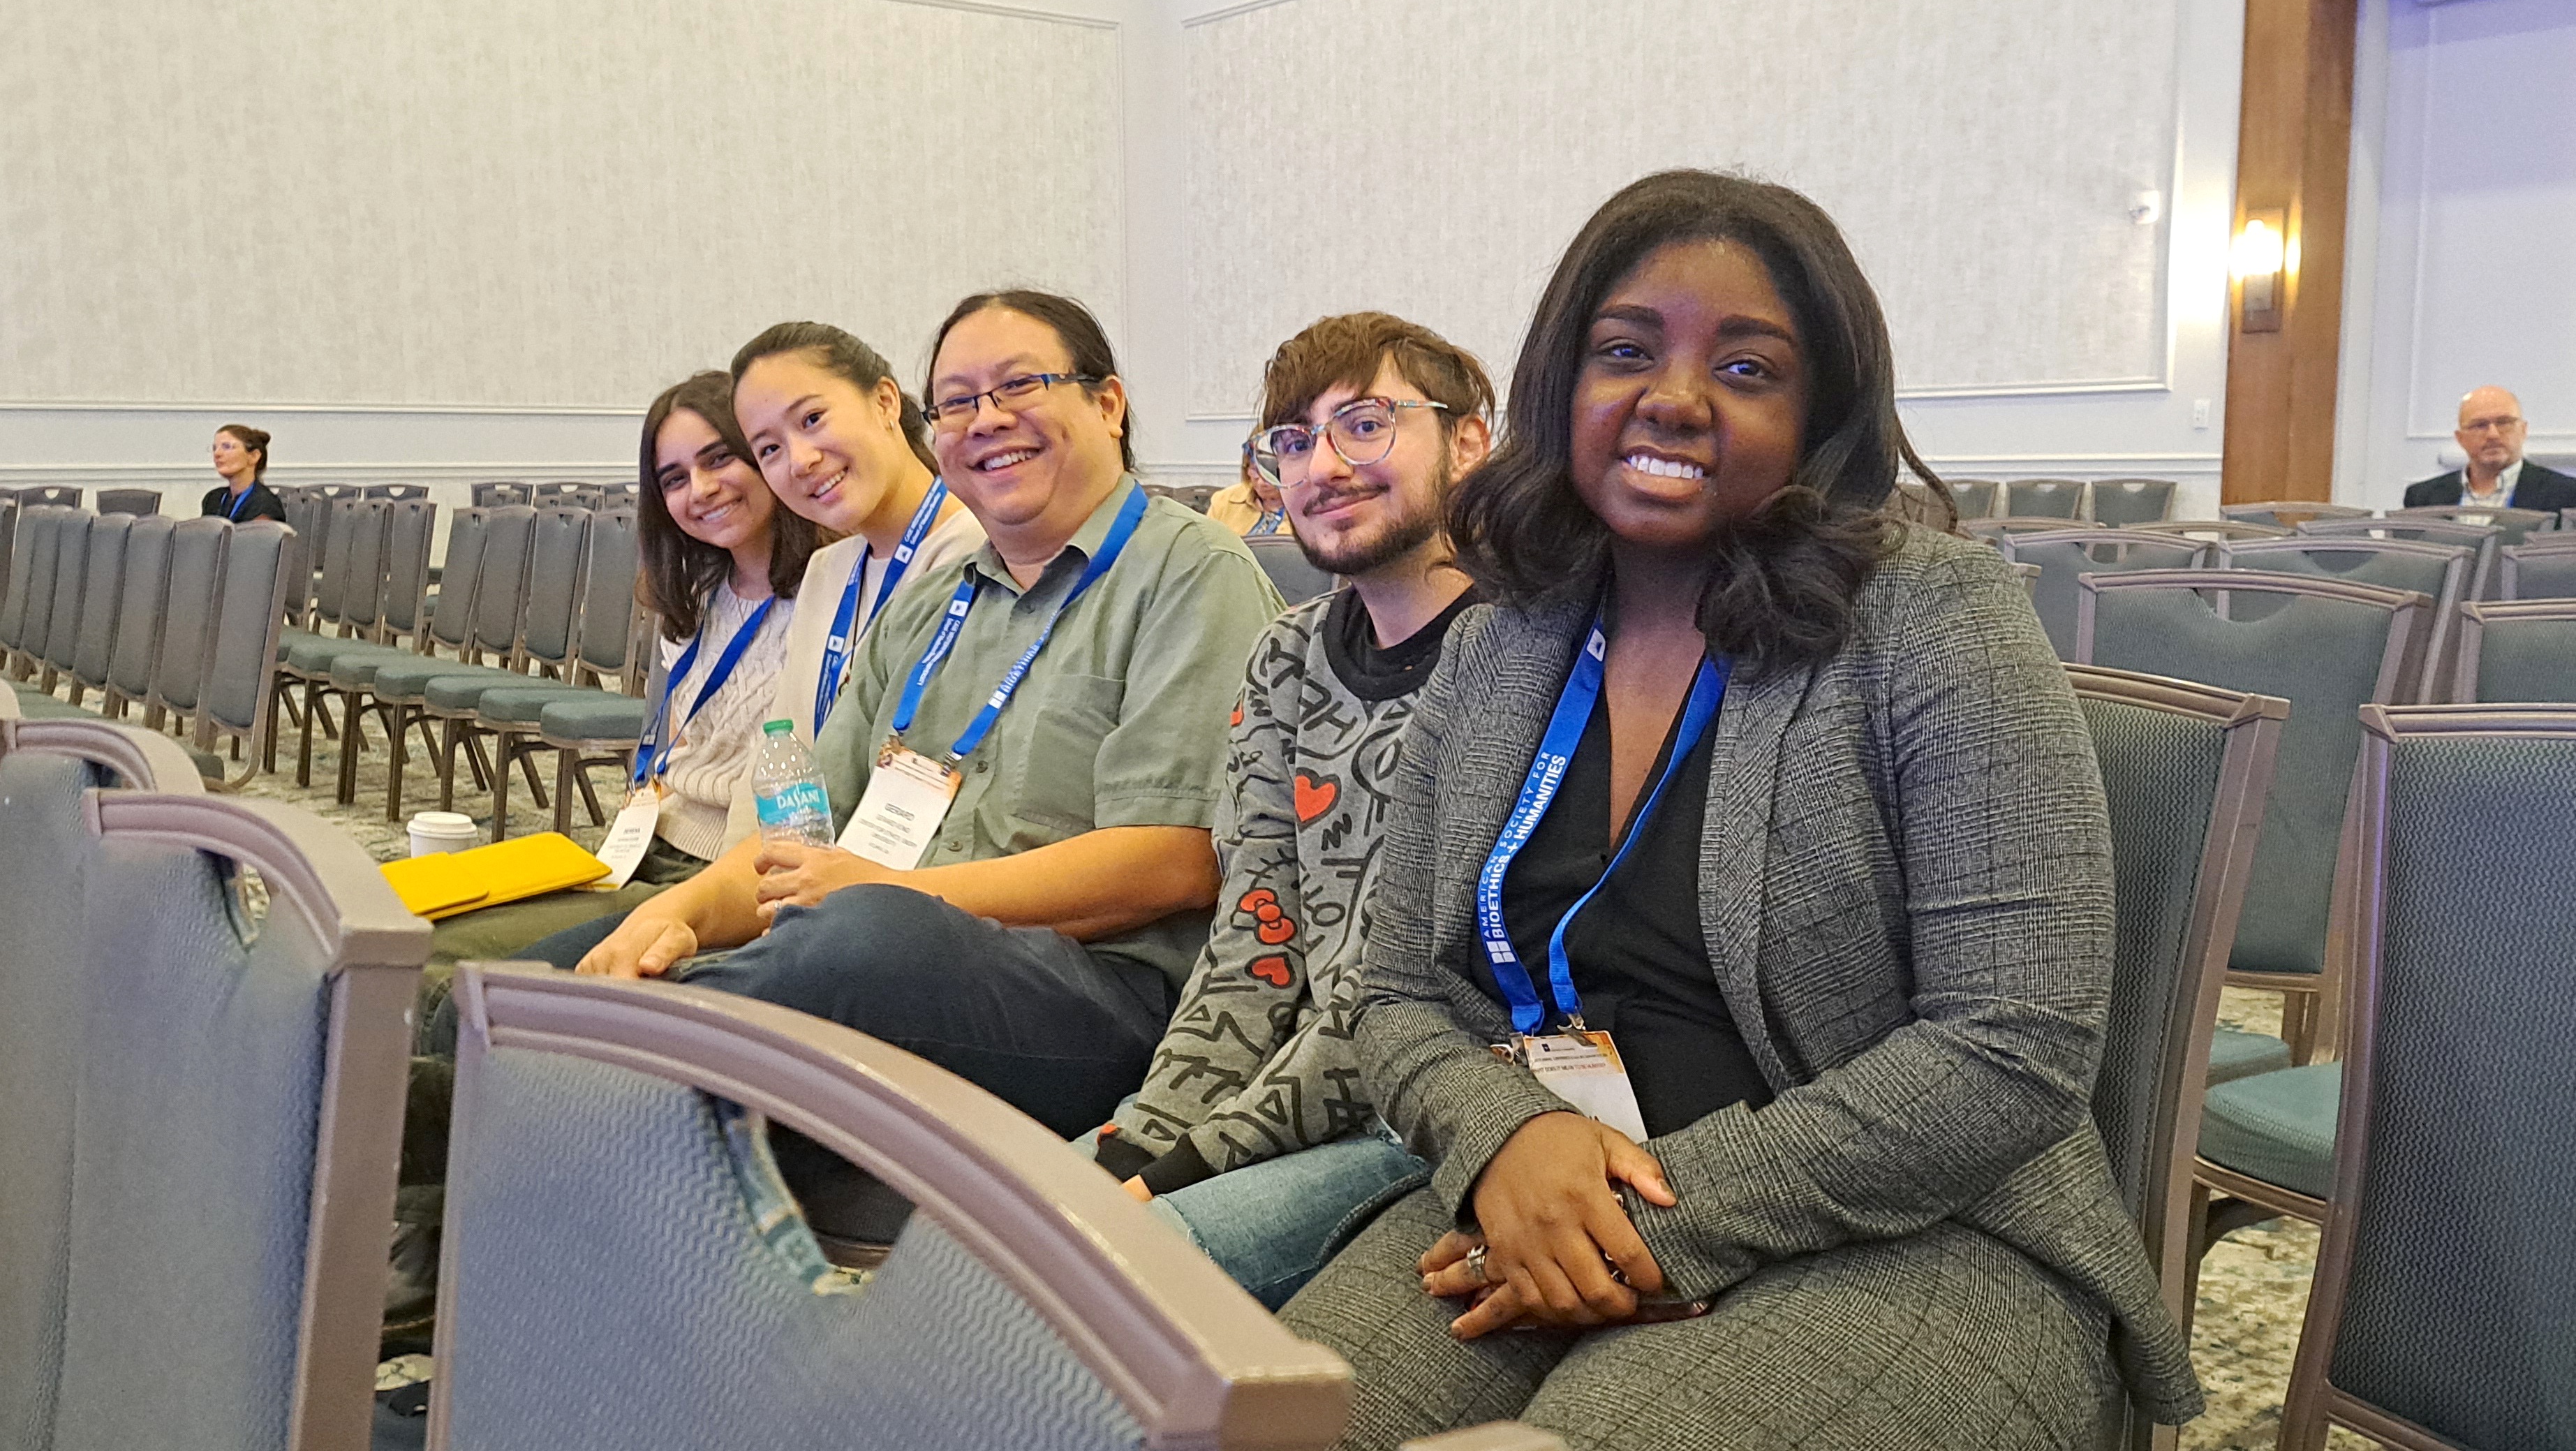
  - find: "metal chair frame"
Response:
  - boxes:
[2216,536,2473,705]
[2450,598,2576,703]
[2221,502,2370,529]
[2297,516,2503,601]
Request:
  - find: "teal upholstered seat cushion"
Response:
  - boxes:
[540,694,650,742]
[2199,1062,2340,1200]
[372,657,519,698]
[424,674,544,712]
[8,685,91,719]
[478,684,610,726]
[2207,1027,2293,1086]
[285,635,405,675]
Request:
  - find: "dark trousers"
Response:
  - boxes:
[492,883,1176,1242]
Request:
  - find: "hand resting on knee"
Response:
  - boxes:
[1416,1111,1676,1338]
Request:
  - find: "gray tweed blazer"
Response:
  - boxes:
[1354,525,2202,1423]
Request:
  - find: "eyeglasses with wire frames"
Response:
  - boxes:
[1248,397,1451,486]
[922,372,1100,431]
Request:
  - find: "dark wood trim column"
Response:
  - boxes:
[2221,0,2360,505]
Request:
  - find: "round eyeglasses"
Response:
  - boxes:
[1248,398,1450,485]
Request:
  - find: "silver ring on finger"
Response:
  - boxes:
[1465,1244,1490,1286]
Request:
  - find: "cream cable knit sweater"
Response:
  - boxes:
[652,581,796,862]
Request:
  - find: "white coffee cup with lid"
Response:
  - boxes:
[408,811,479,857]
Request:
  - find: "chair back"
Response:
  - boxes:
[2300,517,2503,601]
[380,499,439,640]
[470,506,540,663]
[2089,478,2177,527]
[1944,478,1998,519]
[2281,705,2576,1451]
[198,520,297,753]
[426,508,491,656]
[38,781,425,1451]
[297,483,364,586]
[2389,502,2554,547]
[10,485,82,508]
[40,511,95,677]
[1961,517,2074,543]
[575,507,641,684]
[1243,534,1335,606]
[151,519,231,717]
[2223,501,2369,529]
[2219,537,2473,703]
[2004,477,2086,520]
[336,499,393,640]
[2075,570,2423,982]
[591,480,643,508]
[360,483,429,501]
[306,499,361,631]
[93,487,162,518]
[1999,529,2209,658]
[2065,668,2283,1335]
[107,516,179,707]
[2132,518,2290,542]
[2451,600,2576,704]
[471,481,532,508]
[518,507,593,674]
[434,964,1351,1451]
[5,506,68,668]
[71,513,135,693]
[0,501,17,637]
[2496,538,2576,601]
[528,482,589,508]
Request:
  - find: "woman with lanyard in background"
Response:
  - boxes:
[614,370,820,886]
[201,424,288,522]
[1206,443,1289,536]
[718,321,984,848]
[1275,171,2200,1449]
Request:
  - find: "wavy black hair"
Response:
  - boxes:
[1450,170,1948,672]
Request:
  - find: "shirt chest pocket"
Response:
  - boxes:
[1001,672,1125,838]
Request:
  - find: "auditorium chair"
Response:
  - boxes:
[1998,529,2210,658]
[364,504,539,814]
[2087,478,2178,528]
[2389,501,2556,546]
[2216,536,2473,703]
[2009,559,2039,596]
[528,481,591,508]
[193,520,299,787]
[2221,501,2369,530]
[98,513,177,721]
[2495,536,2576,600]
[0,499,15,628]
[2274,704,2576,1451]
[363,483,432,501]
[61,511,134,708]
[2075,571,2427,1068]
[2065,665,2283,1448]
[471,481,533,508]
[3,506,74,683]
[2002,477,2086,520]
[420,506,592,837]
[7,484,82,508]
[34,509,94,698]
[2298,516,2503,601]
[280,498,393,786]
[1244,532,1335,607]
[2130,518,2290,543]
[2449,600,2576,704]
[92,487,161,517]
[1943,477,1999,520]
[425,963,1548,1451]
[370,508,515,820]
[300,500,438,797]
[0,714,427,1451]
[145,518,232,736]
[475,506,646,837]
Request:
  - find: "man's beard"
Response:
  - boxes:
[1295,455,1450,577]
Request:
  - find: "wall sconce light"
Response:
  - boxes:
[2232,209,2286,333]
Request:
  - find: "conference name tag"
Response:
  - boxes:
[835,737,961,870]
[1517,1028,1651,1144]
[593,786,664,888]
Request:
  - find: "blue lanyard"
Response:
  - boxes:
[226,487,255,521]
[813,482,947,735]
[1248,509,1285,536]
[889,482,1147,765]
[1475,615,1729,1035]
[632,596,777,787]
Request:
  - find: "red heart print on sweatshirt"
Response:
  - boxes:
[1293,772,1339,823]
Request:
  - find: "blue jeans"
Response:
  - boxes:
[1085,1117,1428,1310]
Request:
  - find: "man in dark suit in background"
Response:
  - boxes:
[2404,385,2576,513]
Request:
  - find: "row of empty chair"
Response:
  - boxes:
[1945,476,2182,526]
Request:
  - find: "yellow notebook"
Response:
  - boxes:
[382,832,611,921]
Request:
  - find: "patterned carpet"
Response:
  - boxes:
[57,692,2379,1447]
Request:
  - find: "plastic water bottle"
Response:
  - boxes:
[751,720,835,846]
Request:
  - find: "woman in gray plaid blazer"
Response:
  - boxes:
[1276,172,2202,1450]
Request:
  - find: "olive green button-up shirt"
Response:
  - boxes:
[815,477,1287,986]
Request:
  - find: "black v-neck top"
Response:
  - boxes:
[1489,682,1772,1137]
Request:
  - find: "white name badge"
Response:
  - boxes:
[836,737,963,871]
[1518,1029,1651,1144]
[593,786,663,888]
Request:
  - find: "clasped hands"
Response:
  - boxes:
[1416,1111,1678,1340]
[572,842,894,978]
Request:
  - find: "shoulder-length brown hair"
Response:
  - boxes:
[636,371,820,641]
[1450,170,1948,673]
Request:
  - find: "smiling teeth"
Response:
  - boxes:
[978,450,1037,471]
[1625,454,1705,480]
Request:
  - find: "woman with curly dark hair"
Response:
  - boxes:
[1276,170,2200,1448]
